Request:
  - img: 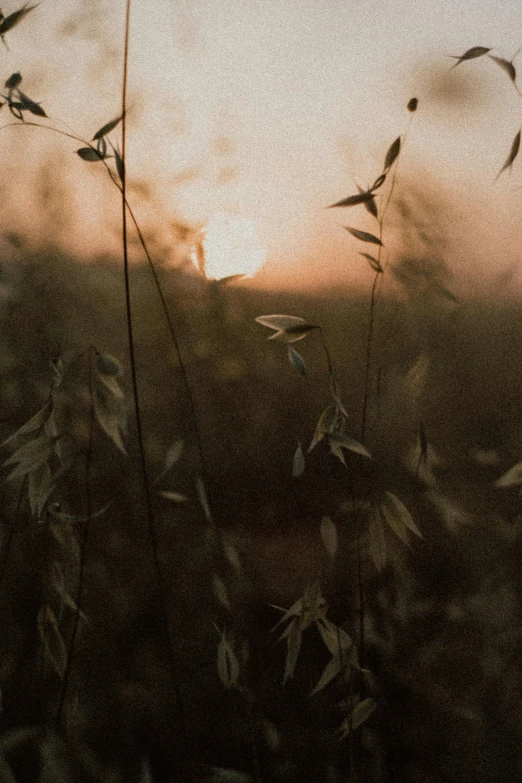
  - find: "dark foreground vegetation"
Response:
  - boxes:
[0,242,521,782]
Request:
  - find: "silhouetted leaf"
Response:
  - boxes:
[4,72,21,89]
[344,227,383,246]
[92,113,124,140]
[371,173,386,190]
[328,190,375,208]
[496,129,521,180]
[488,54,517,83]
[77,147,104,162]
[0,3,38,38]
[114,147,125,182]
[8,102,23,120]
[287,345,306,376]
[320,516,338,560]
[38,604,67,680]
[407,97,418,112]
[17,90,46,117]
[292,442,305,477]
[449,46,491,69]
[356,185,378,217]
[384,136,401,171]
[96,135,107,158]
[359,252,383,273]
[256,314,317,343]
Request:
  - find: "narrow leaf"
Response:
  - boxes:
[383,491,422,538]
[495,129,521,180]
[287,345,306,377]
[344,227,383,246]
[328,190,375,209]
[216,629,240,688]
[16,90,46,117]
[292,442,305,478]
[383,136,401,171]
[339,697,377,736]
[256,314,307,332]
[359,252,383,273]
[488,54,517,83]
[95,352,123,377]
[371,173,386,190]
[495,460,522,488]
[0,4,39,37]
[93,390,126,454]
[28,460,52,517]
[311,656,342,695]
[2,401,51,446]
[320,516,338,560]
[160,491,188,503]
[38,604,67,680]
[449,46,491,69]
[212,574,231,611]
[283,620,302,683]
[196,474,212,523]
[329,432,372,459]
[309,405,337,452]
[92,113,124,140]
[76,147,104,162]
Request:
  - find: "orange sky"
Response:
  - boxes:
[1,0,522,291]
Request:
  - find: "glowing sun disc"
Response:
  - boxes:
[196,212,267,280]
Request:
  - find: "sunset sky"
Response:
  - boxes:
[2,0,522,289]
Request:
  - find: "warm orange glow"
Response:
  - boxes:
[192,212,267,280]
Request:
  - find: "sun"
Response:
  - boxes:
[193,212,267,280]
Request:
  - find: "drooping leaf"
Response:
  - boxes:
[449,46,491,69]
[317,618,353,657]
[28,460,52,517]
[4,432,56,480]
[96,135,107,159]
[339,697,377,737]
[114,147,125,182]
[93,389,126,454]
[212,574,231,610]
[382,491,422,538]
[224,541,242,572]
[488,54,517,83]
[383,136,401,171]
[0,4,39,39]
[95,352,123,376]
[76,147,104,162]
[287,345,306,377]
[359,252,383,273]
[327,190,376,209]
[407,97,418,112]
[329,432,372,459]
[50,356,64,387]
[38,604,67,680]
[283,619,303,683]
[320,516,338,560]
[344,227,383,246]
[368,512,386,571]
[310,655,342,695]
[196,474,212,523]
[495,460,522,488]
[216,628,240,688]
[2,401,52,446]
[4,72,21,89]
[256,314,308,332]
[163,439,184,472]
[495,129,521,180]
[292,442,305,477]
[51,561,88,622]
[406,352,430,401]
[309,405,337,452]
[16,90,46,117]
[92,113,124,141]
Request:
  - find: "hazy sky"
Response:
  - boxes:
[2,0,522,289]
